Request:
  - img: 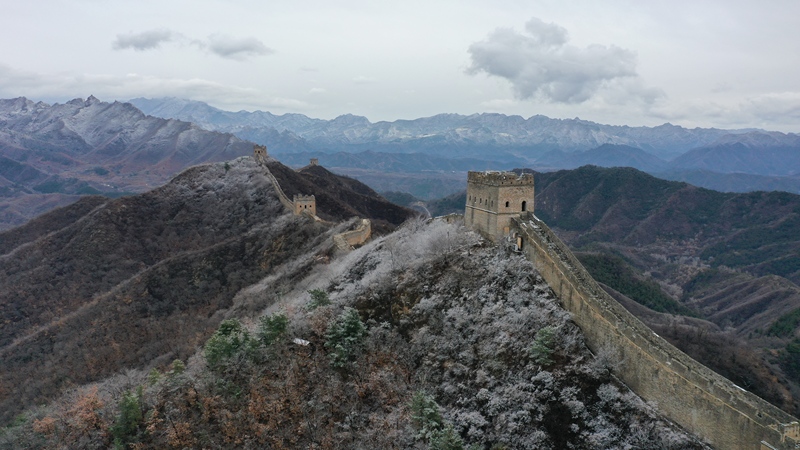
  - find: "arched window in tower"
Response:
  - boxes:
[505,201,509,208]
[521,200,527,212]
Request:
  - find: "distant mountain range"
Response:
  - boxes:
[535,144,670,172]
[0,96,253,229]
[130,97,800,195]
[2,95,800,229]
[130,97,751,161]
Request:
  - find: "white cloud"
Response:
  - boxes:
[309,87,326,94]
[112,29,175,51]
[467,17,654,104]
[205,34,274,60]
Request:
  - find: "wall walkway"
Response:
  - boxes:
[256,155,369,251]
[259,161,296,212]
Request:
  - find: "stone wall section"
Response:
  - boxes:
[252,146,369,250]
[333,218,371,250]
[261,163,295,212]
[253,145,317,217]
[511,212,800,450]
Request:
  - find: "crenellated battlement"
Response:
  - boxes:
[467,171,534,187]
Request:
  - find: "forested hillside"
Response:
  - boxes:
[1,219,708,449]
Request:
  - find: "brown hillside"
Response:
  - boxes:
[0,157,352,424]
[266,160,417,230]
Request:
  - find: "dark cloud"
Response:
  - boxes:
[112,29,175,51]
[207,35,274,60]
[467,18,641,103]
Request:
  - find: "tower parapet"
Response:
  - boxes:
[465,171,534,242]
[467,171,534,187]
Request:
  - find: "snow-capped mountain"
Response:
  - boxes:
[130,97,754,160]
[0,96,254,229]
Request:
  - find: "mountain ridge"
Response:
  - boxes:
[129,97,762,159]
[0,153,413,424]
[0,96,257,230]
[127,97,800,194]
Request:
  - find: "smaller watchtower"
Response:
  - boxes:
[465,171,534,242]
[309,158,319,166]
[293,194,316,216]
[253,144,268,164]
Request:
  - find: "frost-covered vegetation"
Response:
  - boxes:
[1,220,708,449]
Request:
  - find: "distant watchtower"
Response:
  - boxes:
[293,194,316,216]
[465,171,534,242]
[253,144,268,164]
[309,158,319,166]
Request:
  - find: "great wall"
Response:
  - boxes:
[253,145,371,250]
[464,170,800,450]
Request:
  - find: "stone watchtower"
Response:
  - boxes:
[253,144,268,164]
[465,171,534,242]
[293,194,316,216]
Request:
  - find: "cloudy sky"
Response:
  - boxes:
[1,0,799,131]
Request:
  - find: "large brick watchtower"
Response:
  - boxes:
[465,171,534,242]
